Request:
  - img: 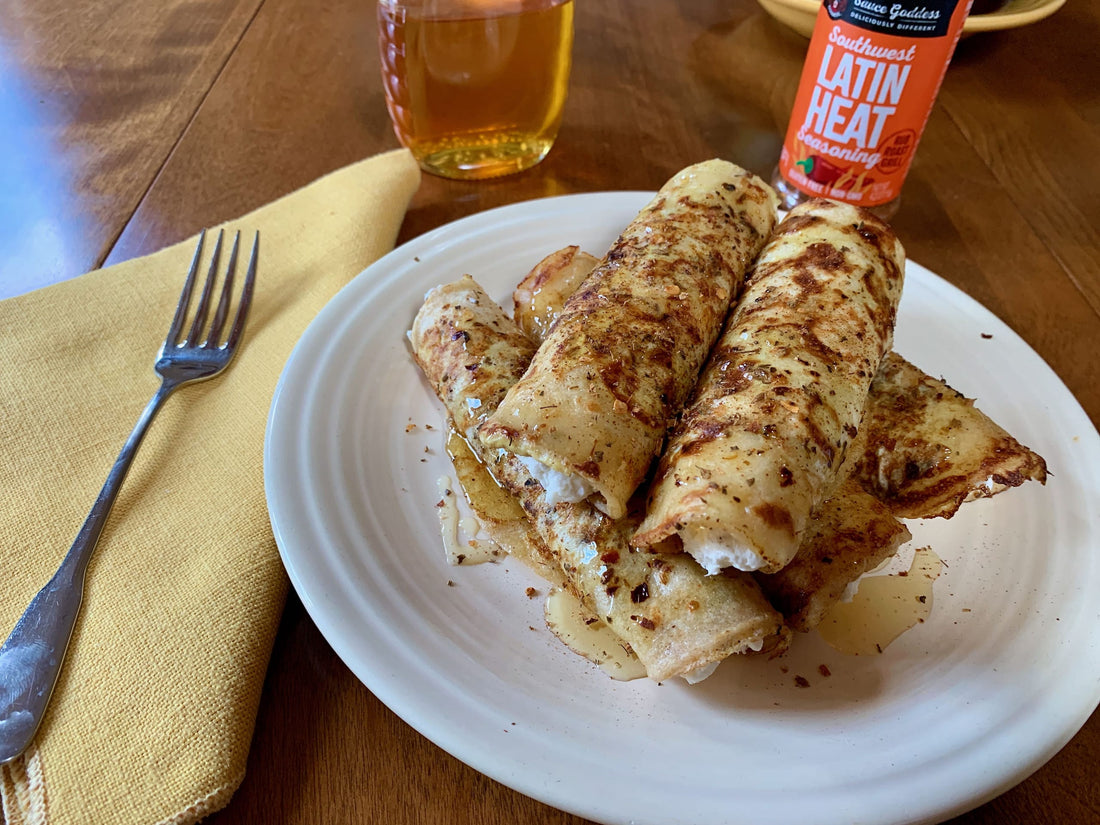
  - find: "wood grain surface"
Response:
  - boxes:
[1,0,1096,822]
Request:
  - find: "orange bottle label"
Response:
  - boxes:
[778,0,971,207]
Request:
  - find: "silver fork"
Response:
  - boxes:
[0,229,258,765]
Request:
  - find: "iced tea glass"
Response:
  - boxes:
[378,0,574,180]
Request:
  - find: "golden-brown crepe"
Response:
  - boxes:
[410,275,538,443]
[852,351,1048,519]
[751,353,1046,628]
[754,478,912,632]
[491,465,791,682]
[506,244,913,629]
[478,160,780,520]
[505,245,1047,529]
[499,240,1047,632]
[633,199,906,574]
[410,276,789,682]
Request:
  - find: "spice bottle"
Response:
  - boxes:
[773,0,973,219]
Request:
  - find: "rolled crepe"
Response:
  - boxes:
[410,276,789,682]
[408,276,569,583]
[633,199,906,574]
[506,243,1046,523]
[410,275,537,444]
[510,242,1045,627]
[478,160,780,520]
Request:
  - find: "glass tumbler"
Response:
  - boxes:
[378,0,574,180]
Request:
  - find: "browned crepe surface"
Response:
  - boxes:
[410,275,789,682]
[755,479,912,632]
[854,352,1048,519]
[633,199,906,573]
[479,159,780,520]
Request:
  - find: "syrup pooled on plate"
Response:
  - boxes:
[816,547,942,655]
[544,588,647,681]
[434,474,498,565]
[437,429,526,565]
[444,428,568,586]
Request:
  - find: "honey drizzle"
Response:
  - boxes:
[545,588,647,681]
[817,547,942,655]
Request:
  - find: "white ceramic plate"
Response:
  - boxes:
[264,193,1100,825]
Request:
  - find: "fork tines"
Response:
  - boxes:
[166,229,259,351]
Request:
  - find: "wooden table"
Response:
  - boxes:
[2,0,1097,822]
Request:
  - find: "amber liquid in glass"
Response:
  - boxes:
[379,0,573,180]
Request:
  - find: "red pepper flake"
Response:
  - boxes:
[630,582,650,603]
[981,333,993,340]
[601,551,620,564]
[631,615,656,630]
[525,587,538,599]
[818,664,831,678]
[794,675,811,688]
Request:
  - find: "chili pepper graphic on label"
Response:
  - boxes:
[794,155,846,185]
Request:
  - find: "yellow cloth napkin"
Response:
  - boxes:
[0,149,421,825]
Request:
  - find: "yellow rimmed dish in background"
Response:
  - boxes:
[757,0,1067,38]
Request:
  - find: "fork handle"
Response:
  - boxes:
[0,379,177,765]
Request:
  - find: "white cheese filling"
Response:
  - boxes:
[681,525,768,573]
[680,636,765,684]
[516,456,596,506]
[839,579,860,604]
[681,662,720,684]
